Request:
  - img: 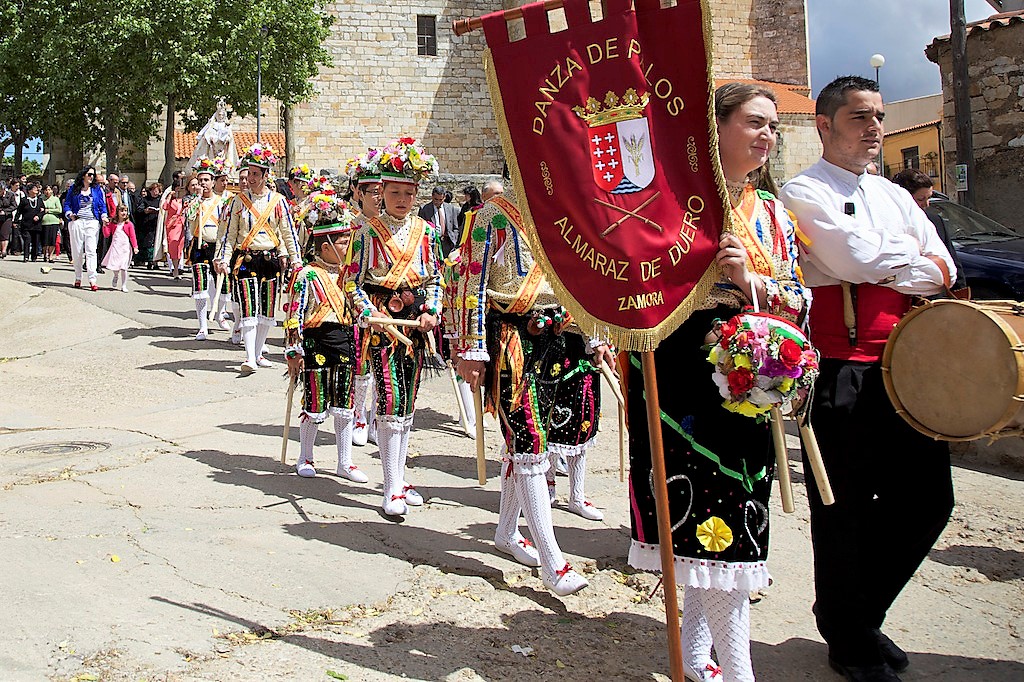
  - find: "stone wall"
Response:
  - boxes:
[772,113,819,186]
[928,21,1024,230]
[752,0,809,88]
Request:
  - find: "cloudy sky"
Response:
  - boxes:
[807,0,998,101]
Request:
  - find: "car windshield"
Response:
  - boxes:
[930,200,1020,241]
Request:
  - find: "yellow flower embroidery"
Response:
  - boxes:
[696,516,734,553]
[580,420,591,432]
[550,364,562,377]
[345,281,356,293]
[283,318,300,330]
[314,354,327,366]
[466,294,479,309]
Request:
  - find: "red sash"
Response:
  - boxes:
[810,285,910,362]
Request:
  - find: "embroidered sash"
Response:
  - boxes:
[237,192,283,250]
[493,262,546,314]
[731,187,775,279]
[369,216,426,289]
[306,265,350,328]
[193,199,220,240]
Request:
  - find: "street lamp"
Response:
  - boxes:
[870,53,886,175]
[256,24,269,143]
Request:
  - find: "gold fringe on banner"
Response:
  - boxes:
[482,0,730,353]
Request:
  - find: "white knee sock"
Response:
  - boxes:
[397,414,413,483]
[218,293,230,319]
[701,588,755,682]
[682,586,717,678]
[195,296,209,333]
[120,270,129,290]
[458,379,476,429]
[332,407,355,471]
[515,458,567,580]
[299,413,320,468]
[377,418,404,501]
[240,318,258,365]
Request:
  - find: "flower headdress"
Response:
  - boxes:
[289,163,314,183]
[240,142,279,169]
[192,155,217,176]
[376,137,439,185]
[345,148,382,185]
[306,173,335,194]
[706,312,820,420]
[296,188,355,237]
[212,156,231,177]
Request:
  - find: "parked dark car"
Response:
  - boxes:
[928,199,1024,300]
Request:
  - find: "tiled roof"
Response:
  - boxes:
[174,131,286,160]
[885,119,941,137]
[716,78,816,115]
[930,9,1024,44]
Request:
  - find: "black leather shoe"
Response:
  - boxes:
[829,658,901,681]
[873,630,909,673]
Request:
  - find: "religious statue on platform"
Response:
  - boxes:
[187,100,239,173]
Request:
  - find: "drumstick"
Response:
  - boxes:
[770,407,795,514]
[799,421,835,505]
[474,388,487,485]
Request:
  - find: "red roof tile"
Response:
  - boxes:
[716,78,816,115]
[884,119,941,137]
[930,9,1024,44]
[174,131,286,160]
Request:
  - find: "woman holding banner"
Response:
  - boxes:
[627,83,810,682]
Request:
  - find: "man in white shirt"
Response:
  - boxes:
[781,76,956,682]
[417,186,460,256]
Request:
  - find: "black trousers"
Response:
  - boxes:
[22,227,42,260]
[804,359,954,665]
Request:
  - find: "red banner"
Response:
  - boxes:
[482,0,729,351]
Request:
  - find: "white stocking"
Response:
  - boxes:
[567,453,588,507]
[457,378,476,430]
[377,418,404,501]
[331,407,355,471]
[397,414,413,483]
[514,457,566,580]
[298,413,321,468]
[701,588,755,682]
[352,373,372,425]
[218,293,230,319]
[682,586,717,679]
[254,317,274,359]
[494,450,523,544]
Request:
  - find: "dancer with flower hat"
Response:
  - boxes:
[210,156,241,342]
[285,190,369,483]
[215,143,301,374]
[345,149,384,447]
[349,137,442,517]
[188,156,230,340]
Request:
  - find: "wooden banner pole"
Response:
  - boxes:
[641,351,684,682]
[280,376,296,464]
[452,0,565,36]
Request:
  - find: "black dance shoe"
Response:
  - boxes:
[873,630,909,673]
[828,658,901,682]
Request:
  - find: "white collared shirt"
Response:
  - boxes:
[781,158,956,296]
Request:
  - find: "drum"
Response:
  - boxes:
[881,299,1024,441]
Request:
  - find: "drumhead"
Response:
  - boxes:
[882,300,1024,439]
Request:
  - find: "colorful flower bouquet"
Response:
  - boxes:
[240,142,279,169]
[346,148,382,183]
[706,312,819,420]
[192,155,217,175]
[296,188,353,232]
[377,137,439,184]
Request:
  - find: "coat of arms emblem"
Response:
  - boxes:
[574,89,655,194]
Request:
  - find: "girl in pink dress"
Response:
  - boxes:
[162,184,187,278]
[101,204,138,292]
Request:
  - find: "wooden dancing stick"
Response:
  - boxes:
[382,324,413,347]
[452,0,565,35]
[641,351,685,682]
[770,407,795,514]
[600,363,626,407]
[618,401,626,483]
[364,317,423,328]
[281,376,297,464]
[474,388,487,485]
[800,420,836,506]
[208,273,226,322]
[449,363,474,438]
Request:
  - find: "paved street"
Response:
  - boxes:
[0,259,1022,682]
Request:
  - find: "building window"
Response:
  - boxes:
[901,146,920,169]
[417,15,437,56]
